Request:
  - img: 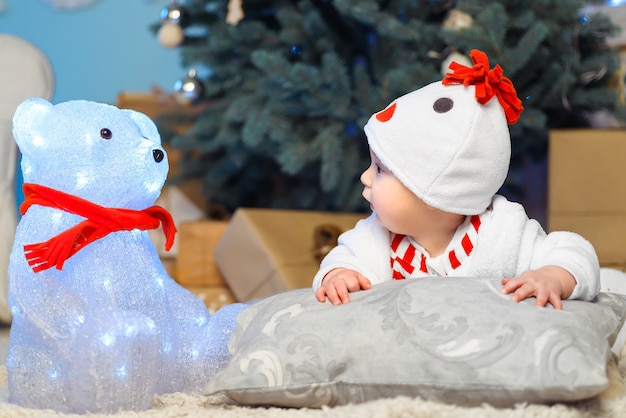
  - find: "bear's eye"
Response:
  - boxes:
[433,98,453,113]
[100,128,112,140]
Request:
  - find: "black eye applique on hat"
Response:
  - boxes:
[433,98,453,113]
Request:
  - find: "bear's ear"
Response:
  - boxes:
[12,97,53,153]
[122,108,161,145]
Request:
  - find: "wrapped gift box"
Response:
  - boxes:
[176,220,229,287]
[214,208,366,302]
[548,129,626,270]
[149,186,206,261]
[185,285,236,314]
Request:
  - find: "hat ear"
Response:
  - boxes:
[12,97,53,154]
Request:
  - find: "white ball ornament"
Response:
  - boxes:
[442,9,474,31]
[157,21,185,49]
[441,51,473,76]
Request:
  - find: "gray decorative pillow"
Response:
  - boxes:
[204,277,626,408]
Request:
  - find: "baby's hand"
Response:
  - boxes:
[501,265,576,310]
[316,268,371,305]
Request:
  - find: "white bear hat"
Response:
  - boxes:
[364,49,524,215]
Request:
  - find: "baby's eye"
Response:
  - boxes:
[376,164,383,174]
[100,128,112,140]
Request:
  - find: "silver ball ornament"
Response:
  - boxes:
[160,1,188,27]
[174,69,205,105]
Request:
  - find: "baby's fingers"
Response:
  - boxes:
[537,290,563,310]
[534,288,550,308]
[318,282,350,305]
[548,294,563,310]
[501,277,523,295]
[315,287,328,303]
[356,273,371,290]
[333,281,352,304]
[506,282,537,303]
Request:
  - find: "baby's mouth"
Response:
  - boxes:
[362,191,371,207]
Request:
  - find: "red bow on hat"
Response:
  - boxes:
[443,49,523,125]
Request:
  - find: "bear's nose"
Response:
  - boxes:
[153,149,164,163]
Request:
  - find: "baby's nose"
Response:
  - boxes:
[360,167,371,186]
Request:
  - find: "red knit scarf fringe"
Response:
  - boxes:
[20,183,176,273]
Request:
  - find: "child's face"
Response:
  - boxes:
[360,149,434,236]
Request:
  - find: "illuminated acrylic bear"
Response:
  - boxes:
[7,98,246,414]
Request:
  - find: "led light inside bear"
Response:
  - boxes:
[7,98,247,414]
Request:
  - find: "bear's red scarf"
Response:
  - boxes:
[20,183,176,273]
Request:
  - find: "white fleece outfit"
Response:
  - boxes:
[312,195,600,302]
[313,51,600,302]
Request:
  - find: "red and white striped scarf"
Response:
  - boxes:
[390,214,481,279]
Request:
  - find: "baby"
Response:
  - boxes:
[313,49,599,310]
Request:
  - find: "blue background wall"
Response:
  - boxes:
[1,0,185,207]
[0,0,184,104]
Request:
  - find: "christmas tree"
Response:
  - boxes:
[154,0,623,217]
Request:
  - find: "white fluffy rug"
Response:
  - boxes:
[0,360,625,418]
